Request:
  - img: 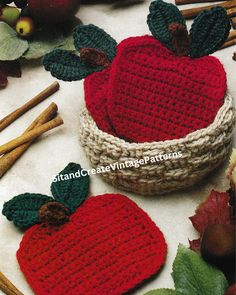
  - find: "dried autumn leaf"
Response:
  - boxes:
[189,190,231,236]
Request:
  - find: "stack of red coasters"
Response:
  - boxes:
[85,35,226,143]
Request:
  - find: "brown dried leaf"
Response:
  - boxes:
[189,190,231,236]
[189,238,201,253]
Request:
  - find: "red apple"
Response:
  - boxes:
[28,0,80,23]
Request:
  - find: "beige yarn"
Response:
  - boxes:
[79,93,236,195]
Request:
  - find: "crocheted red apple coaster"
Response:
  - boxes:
[43,0,230,143]
[107,36,226,142]
[2,163,167,295]
[85,67,116,136]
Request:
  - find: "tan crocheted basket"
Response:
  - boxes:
[79,93,236,195]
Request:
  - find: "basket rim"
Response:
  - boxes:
[80,92,235,149]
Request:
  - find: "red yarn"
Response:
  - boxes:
[17,194,167,295]
[85,67,116,136]
[85,35,226,143]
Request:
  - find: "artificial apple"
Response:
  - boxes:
[0,5,20,26]
[15,16,34,38]
[201,224,235,268]
[27,0,80,23]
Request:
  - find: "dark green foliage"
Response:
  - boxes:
[2,193,53,229]
[51,163,89,213]
[73,24,117,61]
[147,0,186,51]
[43,49,103,81]
[2,163,90,229]
[189,7,231,58]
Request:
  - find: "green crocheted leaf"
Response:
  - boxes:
[51,163,89,212]
[2,193,53,229]
[43,49,103,81]
[73,24,117,61]
[147,0,186,51]
[172,244,228,295]
[189,7,231,58]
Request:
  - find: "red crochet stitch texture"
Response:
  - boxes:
[17,194,167,295]
[85,35,226,143]
[85,67,116,136]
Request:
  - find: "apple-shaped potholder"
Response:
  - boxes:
[2,163,167,295]
[43,0,230,143]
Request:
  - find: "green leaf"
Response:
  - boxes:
[147,0,186,51]
[2,193,53,229]
[0,22,28,61]
[189,7,231,58]
[73,24,117,61]
[43,49,103,81]
[172,244,228,295]
[51,163,89,212]
[23,19,80,60]
[145,289,183,295]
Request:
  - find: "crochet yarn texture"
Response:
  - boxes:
[17,194,167,295]
[43,0,236,194]
[86,35,227,142]
[2,164,167,294]
[80,93,236,195]
[43,0,232,144]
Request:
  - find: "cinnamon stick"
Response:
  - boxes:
[176,0,225,5]
[0,271,24,295]
[227,30,236,41]
[231,16,236,29]
[0,82,60,132]
[0,103,58,178]
[227,6,236,16]
[221,38,236,49]
[0,115,63,156]
[220,30,236,49]
[181,0,236,19]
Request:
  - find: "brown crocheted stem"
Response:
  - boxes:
[80,48,111,68]
[168,23,189,56]
[39,201,70,226]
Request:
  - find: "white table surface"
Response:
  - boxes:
[0,1,235,294]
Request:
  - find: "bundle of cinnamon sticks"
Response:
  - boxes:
[0,271,24,295]
[176,0,236,50]
[0,82,64,178]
